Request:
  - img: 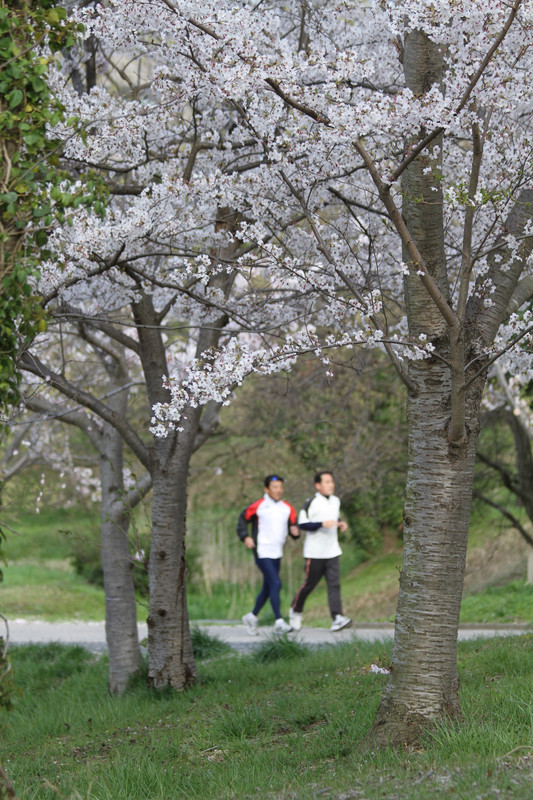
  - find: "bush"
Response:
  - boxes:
[70,533,150,597]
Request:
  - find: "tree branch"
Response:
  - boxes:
[507,275,533,317]
[23,394,103,453]
[353,140,459,330]
[391,0,524,182]
[473,489,533,547]
[19,352,151,470]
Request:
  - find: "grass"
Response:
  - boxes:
[2,636,532,799]
[250,633,309,664]
[2,507,100,562]
[190,626,232,660]
[460,581,533,624]
[0,563,106,621]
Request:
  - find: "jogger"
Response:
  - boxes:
[290,471,352,632]
[237,474,299,635]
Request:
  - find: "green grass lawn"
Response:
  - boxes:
[460,581,533,624]
[2,635,533,799]
[0,562,106,621]
[2,507,100,561]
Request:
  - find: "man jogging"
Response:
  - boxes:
[237,474,299,635]
[289,471,352,632]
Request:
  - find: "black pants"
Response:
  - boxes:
[291,556,342,619]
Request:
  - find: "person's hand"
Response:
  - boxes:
[338,520,348,534]
[244,536,255,549]
[323,519,339,528]
[290,525,300,537]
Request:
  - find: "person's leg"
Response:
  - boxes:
[254,557,282,619]
[252,555,270,616]
[324,556,342,618]
[291,559,326,613]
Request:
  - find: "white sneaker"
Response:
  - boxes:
[331,614,352,632]
[289,608,303,631]
[242,612,258,635]
[273,618,292,634]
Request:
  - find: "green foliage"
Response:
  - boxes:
[0,0,107,419]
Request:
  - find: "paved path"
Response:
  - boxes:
[6,619,532,654]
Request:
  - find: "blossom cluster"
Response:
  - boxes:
[26,0,533,437]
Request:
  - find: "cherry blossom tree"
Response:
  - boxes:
[476,334,533,547]
[18,14,309,689]
[22,0,533,741]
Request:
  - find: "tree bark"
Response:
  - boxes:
[366,22,533,746]
[369,356,484,745]
[100,378,144,693]
[367,29,482,747]
[146,432,199,689]
[140,207,238,689]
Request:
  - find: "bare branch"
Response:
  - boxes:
[473,489,533,547]
[353,140,459,331]
[18,352,151,470]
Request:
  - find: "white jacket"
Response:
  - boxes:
[298,492,343,559]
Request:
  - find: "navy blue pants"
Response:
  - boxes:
[252,556,282,619]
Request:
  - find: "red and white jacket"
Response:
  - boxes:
[237,494,298,558]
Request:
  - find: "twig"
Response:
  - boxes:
[464,322,533,390]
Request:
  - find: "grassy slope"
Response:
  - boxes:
[2,636,533,799]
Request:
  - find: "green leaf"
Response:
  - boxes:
[34,230,48,247]
[7,88,24,109]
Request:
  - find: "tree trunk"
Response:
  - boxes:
[146,434,198,690]
[369,356,483,745]
[367,29,480,746]
[100,381,143,693]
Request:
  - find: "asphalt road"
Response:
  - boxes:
[6,619,532,654]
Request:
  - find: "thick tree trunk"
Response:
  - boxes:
[100,380,143,694]
[367,29,481,746]
[138,209,237,690]
[146,436,198,690]
[369,356,483,745]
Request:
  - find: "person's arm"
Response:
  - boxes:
[287,503,300,539]
[237,499,264,548]
[236,507,256,549]
[298,498,339,531]
[298,500,322,532]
